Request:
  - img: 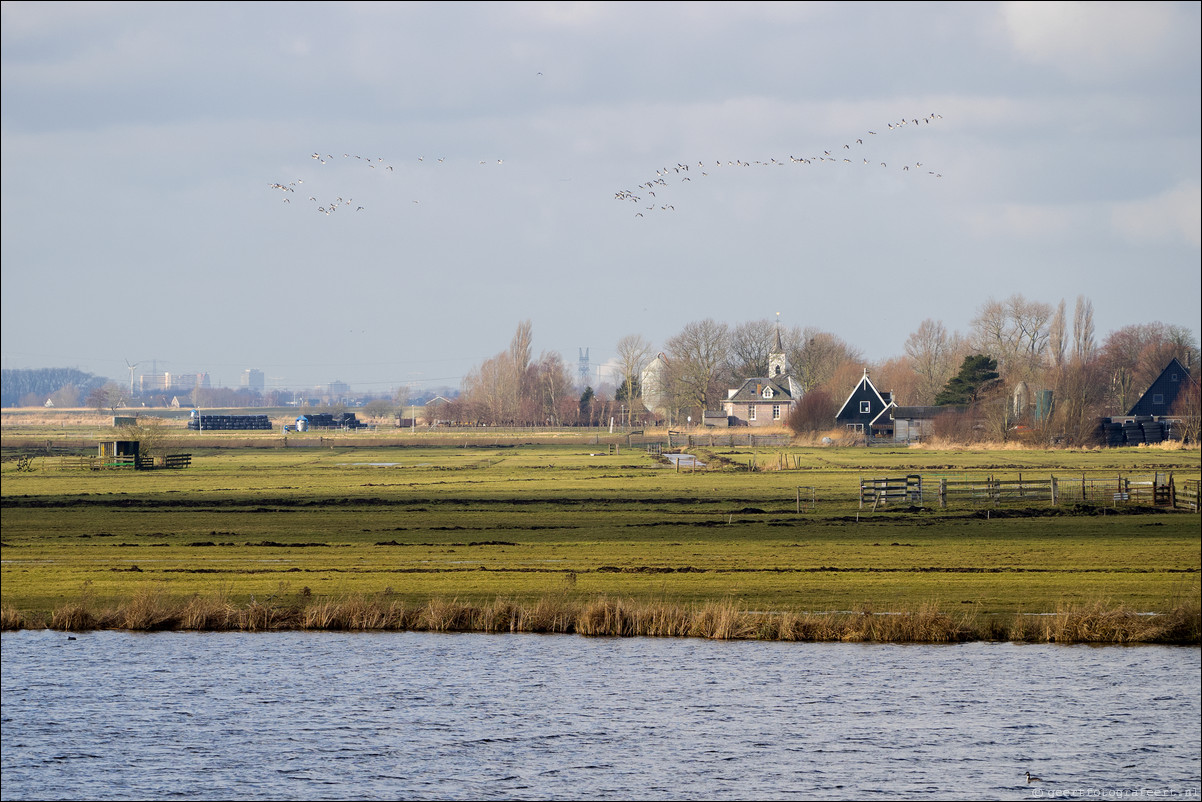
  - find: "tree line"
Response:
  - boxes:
[446,297,1199,444]
[1,368,108,409]
[5,294,1197,445]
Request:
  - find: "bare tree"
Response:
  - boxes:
[87,382,129,414]
[1051,357,1106,446]
[614,333,652,425]
[971,294,1056,382]
[1048,299,1067,371]
[904,319,961,405]
[50,384,82,408]
[363,399,396,421]
[1170,375,1201,444]
[872,356,921,407]
[534,351,574,425]
[461,353,512,424]
[116,416,168,459]
[1101,323,1200,413]
[784,389,837,434]
[509,319,533,418]
[790,328,863,393]
[1010,295,1054,380]
[727,319,777,378]
[665,319,730,421]
[1071,295,1096,365]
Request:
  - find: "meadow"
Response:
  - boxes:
[2,414,1199,642]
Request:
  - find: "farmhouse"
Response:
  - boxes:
[1127,357,1193,417]
[835,369,895,439]
[1097,357,1196,445]
[720,328,803,427]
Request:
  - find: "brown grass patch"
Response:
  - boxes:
[22,594,1199,644]
[1,604,28,630]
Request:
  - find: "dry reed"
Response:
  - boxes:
[20,593,1199,644]
[180,593,242,631]
[117,588,177,631]
[1,604,28,630]
[49,602,96,632]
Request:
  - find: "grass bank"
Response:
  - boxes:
[3,438,1198,643]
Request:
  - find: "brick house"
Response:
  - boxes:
[720,327,803,426]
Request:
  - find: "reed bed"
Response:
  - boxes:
[7,594,1197,645]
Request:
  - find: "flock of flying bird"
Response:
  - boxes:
[267,112,943,218]
[267,152,505,214]
[615,112,945,217]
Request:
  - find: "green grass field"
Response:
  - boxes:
[2,433,1199,640]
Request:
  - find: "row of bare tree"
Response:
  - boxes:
[451,295,1198,441]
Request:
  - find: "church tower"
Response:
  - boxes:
[768,320,788,378]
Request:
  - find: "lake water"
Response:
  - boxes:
[2,630,1199,801]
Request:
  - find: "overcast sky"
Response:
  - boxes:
[2,1,1199,394]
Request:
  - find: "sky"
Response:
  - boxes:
[2,1,1199,396]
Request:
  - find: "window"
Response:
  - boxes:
[762,386,774,399]
[860,400,871,414]
[1153,394,1164,405]
[772,404,781,420]
[847,423,864,432]
[748,405,756,421]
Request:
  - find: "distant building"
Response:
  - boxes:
[889,406,943,443]
[171,372,210,392]
[835,369,895,439]
[240,369,265,392]
[139,372,209,393]
[720,325,803,427]
[140,373,170,393]
[1127,358,1193,417]
[640,353,671,420]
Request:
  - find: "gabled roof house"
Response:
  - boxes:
[720,326,804,427]
[835,369,895,438]
[1127,358,1193,417]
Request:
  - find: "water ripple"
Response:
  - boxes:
[2,631,1199,801]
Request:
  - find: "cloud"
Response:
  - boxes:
[962,202,1083,240]
[999,1,1181,81]
[1111,182,1202,248]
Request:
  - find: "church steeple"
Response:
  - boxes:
[769,314,788,377]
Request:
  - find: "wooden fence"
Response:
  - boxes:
[631,431,791,449]
[1173,479,1199,511]
[162,454,192,469]
[860,475,923,509]
[861,472,1200,512]
[56,454,191,471]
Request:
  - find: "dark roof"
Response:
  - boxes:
[835,370,893,419]
[726,377,797,403]
[1127,358,1193,416]
[891,406,947,419]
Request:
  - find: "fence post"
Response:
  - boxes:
[1050,475,1057,506]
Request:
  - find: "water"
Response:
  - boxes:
[2,631,1199,801]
